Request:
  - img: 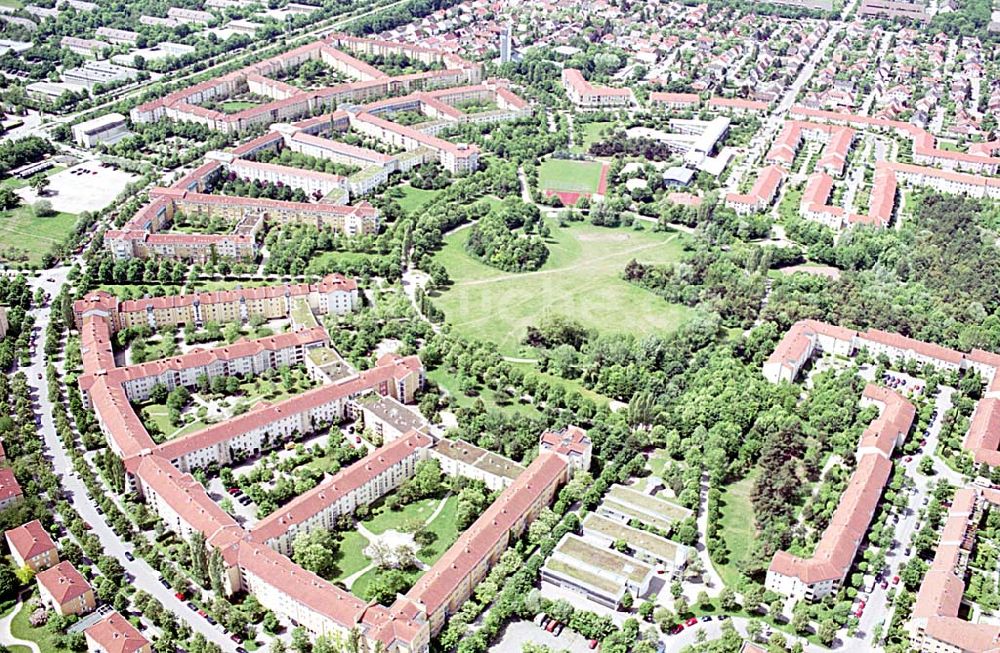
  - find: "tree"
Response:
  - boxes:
[30,175,49,196]
[0,561,18,600]
[292,529,338,579]
[638,601,655,621]
[620,591,633,610]
[188,532,208,586]
[33,200,54,217]
[720,586,738,612]
[818,619,837,646]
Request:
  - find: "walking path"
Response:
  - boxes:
[0,594,41,653]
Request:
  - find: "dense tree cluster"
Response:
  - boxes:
[0,136,54,176]
[465,199,549,272]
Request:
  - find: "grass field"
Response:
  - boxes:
[363,496,442,535]
[427,366,543,416]
[432,219,692,355]
[0,207,77,266]
[573,121,614,154]
[538,159,604,193]
[715,474,756,588]
[1,166,65,190]
[221,101,260,113]
[334,530,372,580]
[395,185,443,215]
[0,0,23,8]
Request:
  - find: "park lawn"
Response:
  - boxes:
[0,0,23,8]
[416,495,459,565]
[509,362,613,407]
[427,367,542,417]
[333,530,372,581]
[10,598,72,653]
[0,206,77,266]
[363,497,442,535]
[432,219,693,356]
[573,121,614,154]
[715,473,757,588]
[305,250,382,276]
[538,159,604,193]
[395,185,442,215]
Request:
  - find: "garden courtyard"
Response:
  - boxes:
[431,219,693,356]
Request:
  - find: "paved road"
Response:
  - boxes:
[23,268,239,653]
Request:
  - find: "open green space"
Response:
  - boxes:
[538,159,604,193]
[427,366,543,416]
[395,185,443,215]
[510,362,613,407]
[333,530,372,580]
[305,250,383,276]
[0,206,77,266]
[362,496,443,535]
[432,219,692,355]
[415,495,459,565]
[10,598,72,653]
[0,0,23,8]
[220,100,260,113]
[715,473,756,588]
[573,121,614,154]
[350,566,422,600]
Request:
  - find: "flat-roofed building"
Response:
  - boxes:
[72,113,131,148]
[582,513,688,578]
[541,533,654,608]
[353,394,428,443]
[601,484,693,530]
[429,438,524,491]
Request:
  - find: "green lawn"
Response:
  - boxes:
[432,219,692,355]
[10,598,72,653]
[0,0,23,8]
[221,101,260,113]
[395,185,442,215]
[509,362,613,407]
[573,121,614,154]
[334,530,373,581]
[715,474,756,588]
[538,159,604,193]
[427,366,543,416]
[416,495,459,565]
[0,206,77,266]
[305,250,382,276]
[363,497,442,535]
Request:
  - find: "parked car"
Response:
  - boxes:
[186,602,197,611]
[533,614,546,627]
[669,624,684,635]
[159,578,170,589]
[686,617,698,627]
[206,616,217,626]
[893,575,900,585]
[545,620,557,633]
[701,616,712,622]
[124,551,134,562]
[553,623,564,636]
[589,640,599,649]
[230,635,242,644]
[175,592,185,600]
[197,609,207,618]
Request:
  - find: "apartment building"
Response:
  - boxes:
[0,467,22,510]
[725,165,785,215]
[5,519,58,572]
[428,438,525,491]
[74,274,359,332]
[649,92,700,111]
[561,68,634,108]
[85,610,151,653]
[36,561,96,616]
[766,385,914,600]
[251,431,432,554]
[354,395,429,443]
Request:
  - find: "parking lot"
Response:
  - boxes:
[490,619,593,653]
[16,161,139,213]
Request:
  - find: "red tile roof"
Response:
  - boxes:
[5,520,56,562]
[36,561,91,604]
[0,468,22,503]
[85,610,149,653]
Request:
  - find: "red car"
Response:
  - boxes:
[893,575,900,585]
[589,640,599,649]
[855,608,863,618]
[174,592,185,600]
[670,624,684,635]
[230,635,243,644]
[904,456,913,462]
[858,600,866,609]
[355,436,362,444]
[686,617,699,627]
[546,621,557,633]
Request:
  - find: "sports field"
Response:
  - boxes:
[432,220,692,355]
[538,159,606,193]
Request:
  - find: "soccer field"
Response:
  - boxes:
[432,219,692,355]
[538,159,605,193]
